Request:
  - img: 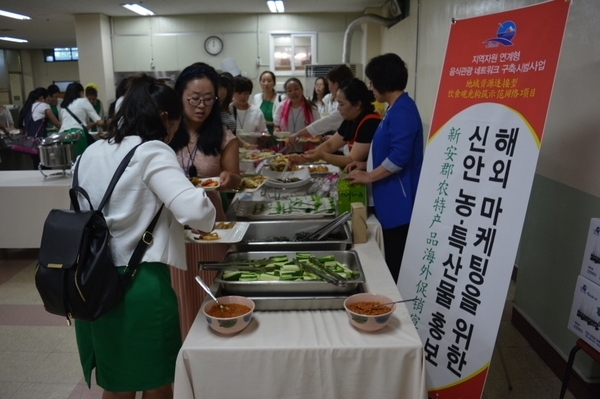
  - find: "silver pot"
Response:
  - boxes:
[39,142,75,168]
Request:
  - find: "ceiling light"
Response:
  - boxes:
[0,9,31,20]
[122,4,155,16]
[0,36,28,43]
[267,0,285,13]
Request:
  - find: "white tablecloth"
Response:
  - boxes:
[0,171,71,248]
[173,231,427,399]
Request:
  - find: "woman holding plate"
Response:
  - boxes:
[169,62,241,337]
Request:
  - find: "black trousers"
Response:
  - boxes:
[382,223,410,283]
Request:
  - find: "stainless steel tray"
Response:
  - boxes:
[216,283,365,311]
[212,250,365,296]
[228,220,352,252]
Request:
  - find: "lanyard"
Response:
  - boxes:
[180,141,198,177]
[290,107,301,133]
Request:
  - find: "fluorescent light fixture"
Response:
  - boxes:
[267,0,284,13]
[0,9,31,20]
[0,36,28,43]
[122,4,155,16]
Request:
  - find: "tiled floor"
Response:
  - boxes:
[0,249,577,399]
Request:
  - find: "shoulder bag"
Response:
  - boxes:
[64,106,96,144]
[35,143,163,324]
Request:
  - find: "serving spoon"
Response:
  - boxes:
[195,275,226,310]
[373,297,418,308]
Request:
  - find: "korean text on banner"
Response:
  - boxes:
[397,1,571,398]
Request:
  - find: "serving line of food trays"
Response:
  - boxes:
[203,250,367,311]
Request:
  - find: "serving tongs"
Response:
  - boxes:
[295,258,347,287]
[198,259,272,271]
[305,211,352,241]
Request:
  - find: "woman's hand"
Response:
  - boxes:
[288,154,305,165]
[344,161,366,173]
[301,149,322,163]
[219,170,239,189]
[344,169,371,185]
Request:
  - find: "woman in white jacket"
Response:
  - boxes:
[74,74,216,399]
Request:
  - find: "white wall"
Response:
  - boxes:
[29,50,79,91]
[111,13,365,90]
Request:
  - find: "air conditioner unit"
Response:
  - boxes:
[304,64,363,97]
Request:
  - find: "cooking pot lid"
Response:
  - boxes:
[40,134,64,145]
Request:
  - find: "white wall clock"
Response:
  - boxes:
[204,36,223,56]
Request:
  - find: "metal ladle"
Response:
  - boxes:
[373,297,418,308]
[195,275,226,309]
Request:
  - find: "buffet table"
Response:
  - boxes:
[0,170,71,248]
[173,227,427,399]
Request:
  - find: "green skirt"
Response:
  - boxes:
[75,262,182,392]
[61,128,89,157]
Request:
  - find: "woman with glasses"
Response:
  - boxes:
[169,62,241,337]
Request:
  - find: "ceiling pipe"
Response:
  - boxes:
[342,14,402,63]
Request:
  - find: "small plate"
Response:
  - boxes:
[303,164,339,174]
[238,131,269,138]
[186,221,250,244]
[240,150,276,163]
[296,137,321,143]
[191,176,221,191]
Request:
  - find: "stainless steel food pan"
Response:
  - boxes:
[228,220,352,252]
[213,250,365,295]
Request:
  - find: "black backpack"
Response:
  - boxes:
[35,143,163,325]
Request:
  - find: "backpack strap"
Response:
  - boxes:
[122,204,164,284]
[72,143,142,212]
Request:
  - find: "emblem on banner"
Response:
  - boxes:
[484,21,516,48]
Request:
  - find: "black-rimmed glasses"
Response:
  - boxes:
[187,97,217,107]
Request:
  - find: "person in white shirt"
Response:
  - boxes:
[230,76,268,147]
[251,70,285,135]
[287,64,354,144]
[59,82,103,156]
[18,87,61,138]
[74,74,216,399]
[274,78,321,152]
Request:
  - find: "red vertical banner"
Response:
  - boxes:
[397,1,571,398]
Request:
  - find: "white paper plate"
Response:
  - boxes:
[240,150,276,163]
[192,176,221,191]
[185,222,250,244]
[299,164,339,175]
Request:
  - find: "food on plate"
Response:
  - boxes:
[308,165,330,173]
[205,303,252,318]
[195,232,221,241]
[297,136,321,143]
[240,175,267,189]
[276,177,301,183]
[346,301,392,315]
[200,178,219,187]
[241,150,275,161]
[190,177,219,187]
[215,221,236,230]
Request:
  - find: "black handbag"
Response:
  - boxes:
[35,143,163,325]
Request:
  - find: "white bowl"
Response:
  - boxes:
[343,293,396,332]
[202,295,255,335]
[274,131,291,139]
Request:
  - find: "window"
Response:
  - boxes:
[270,33,316,76]
[43,48,78,62]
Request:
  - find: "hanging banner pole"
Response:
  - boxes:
[397,1,571,398]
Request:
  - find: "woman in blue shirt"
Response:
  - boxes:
[345,53,424,282]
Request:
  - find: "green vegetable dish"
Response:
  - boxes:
[221,253,357,282]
